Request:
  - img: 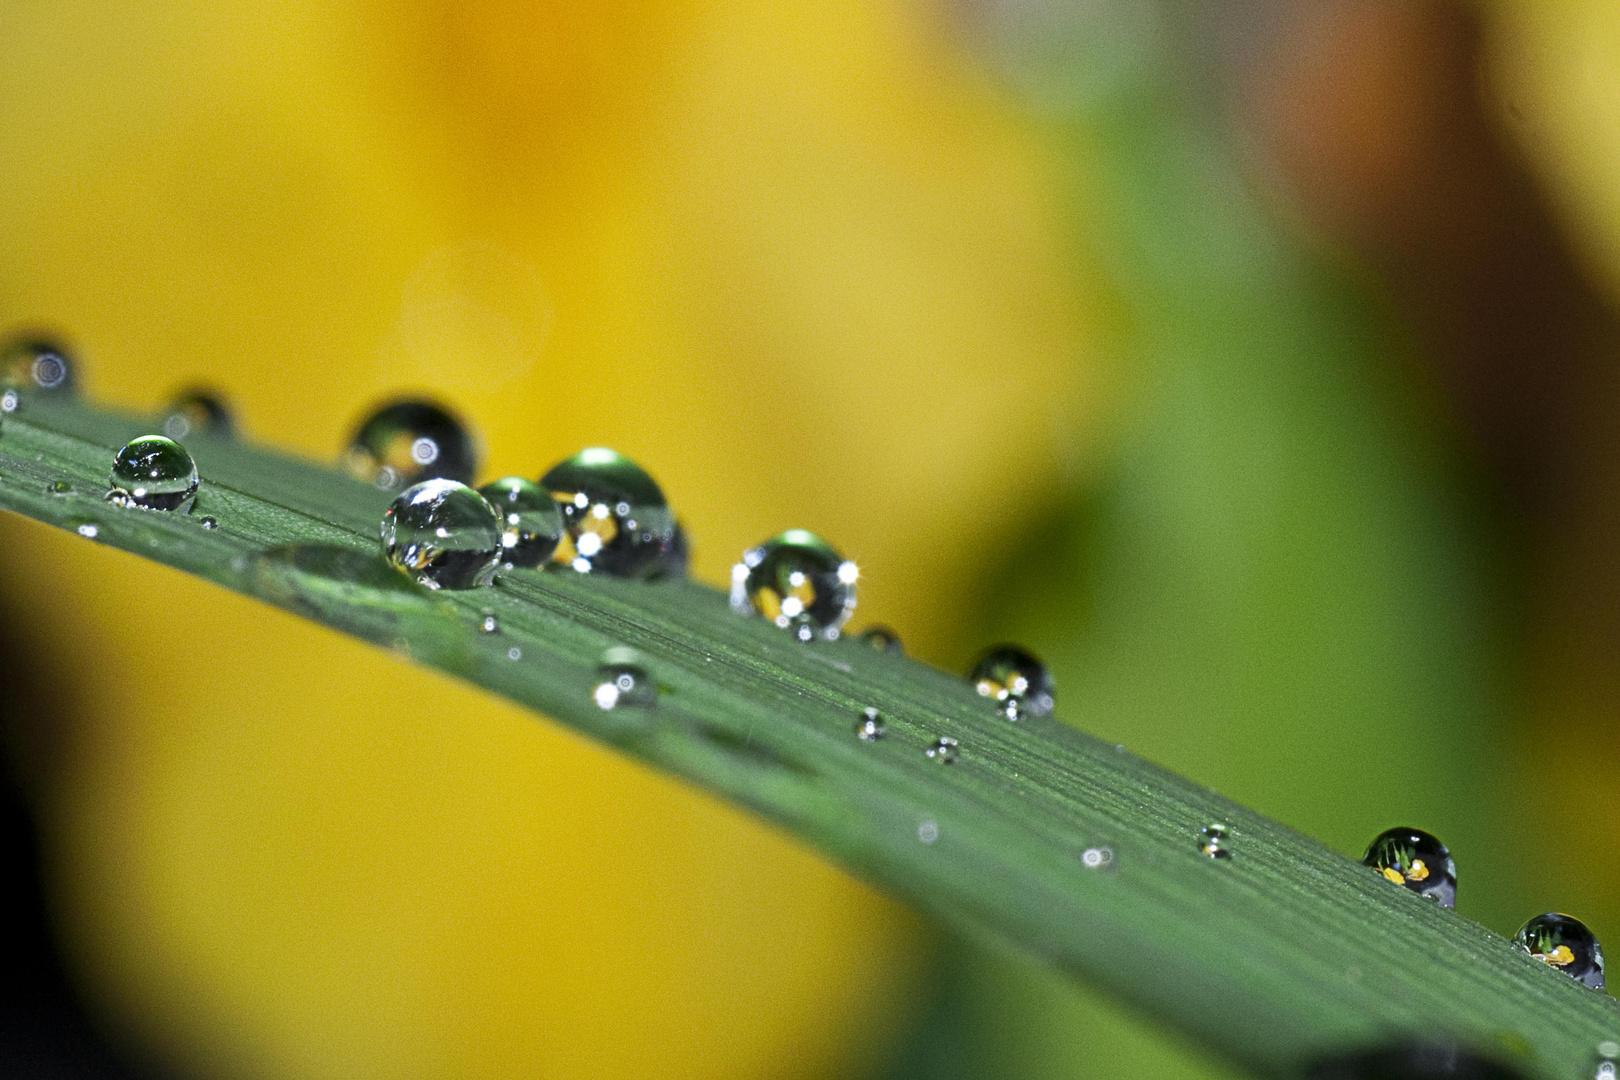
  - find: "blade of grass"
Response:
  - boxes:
[0,395,1611,1080]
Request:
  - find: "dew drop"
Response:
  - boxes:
[479,610,499,633]
[199,516,218,530]
[162,390,234,441]
[1598,1053,1618,1080]
[75,522,98,539]
[1081,846,1114,870]
[917,819,940,844]
[1,390,18,414]
[507,646,522,661]
[1199,823,1232,859]
[968,645,1054,719]
[477,477,564,569]
[1362,827,1455,908]
[1515,912,1604,990]
[47,480,72,495]
[1,335,76,395]
[593,647,658,712]
[731,530,857,642]
[108,435,198,512]
[858,625,904,655]
[541,448,675,577]
[380,479,501,590]
[855,707,886,742]
[344,399,476,491]
[926,736,959,764]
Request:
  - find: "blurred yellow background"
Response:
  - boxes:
[7,0,1620,1078]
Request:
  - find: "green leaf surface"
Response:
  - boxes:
[0,396,1612,1080]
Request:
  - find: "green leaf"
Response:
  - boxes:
[0,395,1612,1080]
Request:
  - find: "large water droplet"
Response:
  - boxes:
[858,625,904,655]
[380,479,501,590]
[1199,823,1232,859]
[855,707,886,742]
[593,646,658,712]
[345,400,477,491]
[1305,1041,1528,1079]
[108,435,198,511]
[730,529,857,642]
[478,477,564,569]
[968,644,1054,719]
[1362,827,1455,908]
[541,448,675,577]
[1,335,76,394]
[162,390,233,441]
[1515,913,1605,990]
[926,736,959,764]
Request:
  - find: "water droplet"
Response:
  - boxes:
[858,625,904,654]
[1305,1041,1529,1079]
[507,646,522,660]
[1,335,76,394]
[1,390,18,413]
[479,610,499,633]
[1515,912,1604,989]
[855,707,886,741]
[730,530,857,641]
[968,645,1054,719]
[1081,846,1114,869]
[1362,827,1455,908]
[75,522,98,539]
[108,435,198,511]
[1199,823,1232,859]
[1598,1041,1620,1061]
[541,448,675,577]
[1597,1053,1618,1080]
[162,390,233,441]
[380,479,501,590]
[593,647,658,711]
[917,819,940,844]
[344,399,476,491]
[47,480,72,495]
[477,477,563,569]
[199,516,218,530]
[926,736,959,764]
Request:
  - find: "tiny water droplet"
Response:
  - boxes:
[917,819,940,844]
[162,390,233,441]
[199,516,218,530]
[477,477,563,568]
[968,645,1054,719]
[0,390,18,414]
[479,610,499,633]
[1081,846,1114,870]
[1,335,76,394]
[593,647,658,711]
[108,435,198,511]
[541,448,675,577]
[1597,1055,1618,1080]
[48,480,72,495]
[507,646,522,661]
[344,399,476,491]
[1515,912,1604,989]
[1362,827,1455,908]
[731,530,857,641]
[1199,823,1232,859]
[76,523,98,539]
[855,707,886,741]
[926,736,959,764]
[858,625,904,654]
[380,479,501,589]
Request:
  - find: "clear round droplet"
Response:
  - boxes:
[345,400,477,491]
[1515,912,1605,990]
[108,435,198,512]
[917,819,940,844]
[507,646,522,661]
[968,644,1054,719]
[1199,823,1232,860]
[1,390,18,414]
[593,646,658,712]
[1597,1055,1618,1080]
[479,610,499,634]
[48,480,72,495]
[199,515,219,530]
[731,529,857,642]
[855,707,886,742]
[477,477,564,569]
[75,522,98,539]
[1,335,76,395]
[541,447,674,577]
[926,735,959,764]
[162,390,234,441]
[380,478,501,590]
[1362,826,1455,908]
[1081,846,1114,870]
[858,625,904,655]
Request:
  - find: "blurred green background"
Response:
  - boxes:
[2,0,1619,1077]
